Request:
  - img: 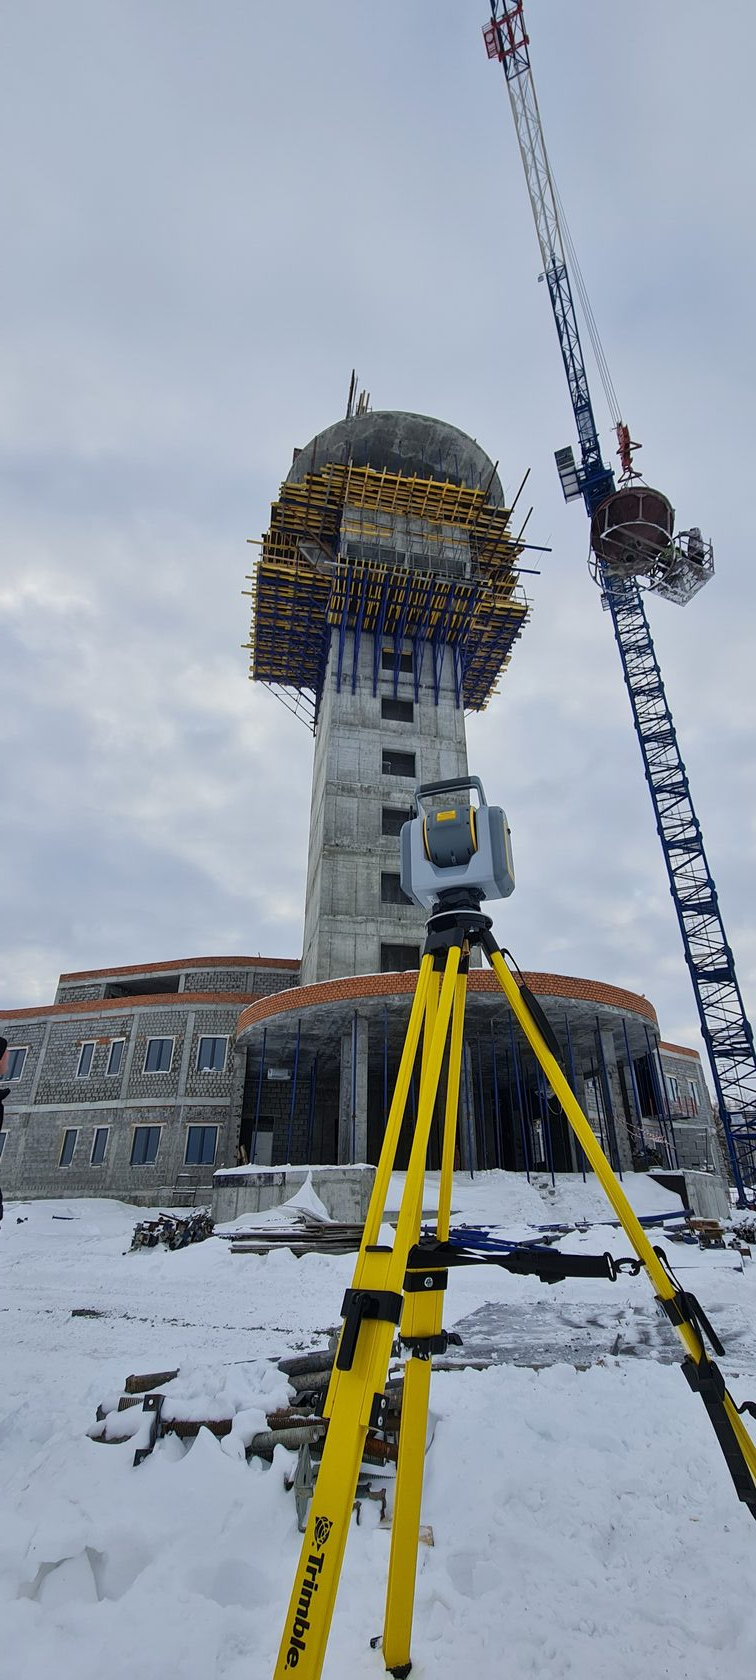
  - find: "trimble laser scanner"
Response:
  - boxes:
[399,775,515,910]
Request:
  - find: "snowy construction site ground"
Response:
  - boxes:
[3,1169,756,1679]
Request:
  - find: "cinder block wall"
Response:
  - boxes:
[0,960,299,1204]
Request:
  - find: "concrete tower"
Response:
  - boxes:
[250,410,530,989]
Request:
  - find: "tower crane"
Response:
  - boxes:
[483,0,756,1202]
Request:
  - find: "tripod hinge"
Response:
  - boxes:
[657,1287,726,1356]
[336,1288,404,1372]
[400,1330,463,1361]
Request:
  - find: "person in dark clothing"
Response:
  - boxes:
[0,1035,9,1223]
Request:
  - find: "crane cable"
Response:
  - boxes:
[550,169,623,432]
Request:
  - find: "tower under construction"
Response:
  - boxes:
[249,410,529,987]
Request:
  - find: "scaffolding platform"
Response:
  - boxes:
[247,460,531,724]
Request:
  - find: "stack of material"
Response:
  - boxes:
[129,1210,214,1251]
[225,1211,365,1257]
[88,1366,327,1466]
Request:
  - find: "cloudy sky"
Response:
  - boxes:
[2,0,755,1067]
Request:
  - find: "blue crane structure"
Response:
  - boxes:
[484,0,756,1201]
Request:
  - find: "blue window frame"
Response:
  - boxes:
[91,1127,109,1166]
[130,1126,162,1165]
[106,1039,125,1077]
[144,1038,173,1074]
[76,1041,95,1078]
[197,1036,227,1074]
[59,1128,78,1167]
[6,1047,27,1080]
[184,1125,218,1166]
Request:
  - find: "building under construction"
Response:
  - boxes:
[0,410,726,1204]
[238,407,723,1187]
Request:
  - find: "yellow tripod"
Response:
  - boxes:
[273,900,756,1680]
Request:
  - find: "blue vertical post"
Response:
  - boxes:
[476,1035,488,1169]
[285,1019,302,1163]
[490,1020,502,1168]
[588,1059,608,1158]
[563,1014,586,1181]
[251,1028,267,1165]
[595,1020,623,1179]
[508,1016,531,1180]
[305,1053,319,1162]
[462,1042,475,1179]
[536,1063,556,1187]
[622,1018,647,1164]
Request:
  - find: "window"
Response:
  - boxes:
[382,749,416,779]
[667,1074,680,1104]
[381,871,412,906]
[380,942,420,973]
[687,1079,699,1114]
[5,1047,27,1080]
[382,806,412,838]
[381,697,414,724]
[91,1127,109,1166]
[131,1126,162,1165]
[197,1035,227,1074]
[144,1037,173,1073]
[382,648,413,674]
[185,1125,218,1166]
[106,1039,125,1077]
[76,1041,96,1078]
[0,1134,6,1160]
[59,1128,78,1167]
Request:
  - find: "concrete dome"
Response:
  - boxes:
[287,410,505,506]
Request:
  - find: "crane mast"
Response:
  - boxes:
[484,0,756,1200]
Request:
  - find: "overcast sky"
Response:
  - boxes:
[2,0,755,1071]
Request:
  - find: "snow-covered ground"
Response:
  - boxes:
[2,1171,756,1679]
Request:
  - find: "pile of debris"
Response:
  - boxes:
[88,1340,407,1529]
[129,1209,214,1252]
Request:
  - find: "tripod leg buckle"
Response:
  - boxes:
[336,1287,403,1372]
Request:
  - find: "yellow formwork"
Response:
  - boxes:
[248,459,531,715]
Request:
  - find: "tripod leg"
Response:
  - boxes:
[382,970,468,1677]
[485,942,756,1488]
[272,947,462,1680]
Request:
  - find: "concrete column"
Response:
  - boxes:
[175,1011,195,1099]
[338,1014,368,1164]
[599,1030,634,1173]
